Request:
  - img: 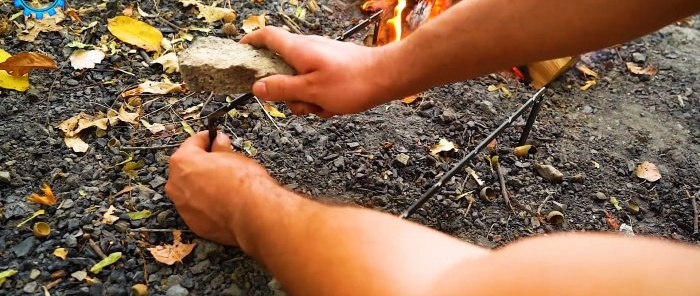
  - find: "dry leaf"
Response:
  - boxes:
[69,49,105,70]
[58,113,109,137]
[122,80,183,96]
[64,136,89,153]
[17,10,64,42]
[487,84,512,98]
[576,65,599,79]
[107,16,163,52]
[198,4,236,23]
[53,248,68,260]
[263,102,286,118]
[122,4,134,16]
[101,205,119,225]
[151,52,179,73]
[604,210,620,230]
[430,139,457,156]
[118,105,141,125]
[242,140,257,156]
[27,183,58,206]
[147,230,196,265]
[626,62,658,76]
[580,79,596,91]
[242,15,266,33]
[0,52,57,77]
[16,209,45,228]
[181,121,195,136]
[90,252,122,273]
[401,95,419,104]
[181,103,203,119]
[0,269,17,286]
[141,120,166,134]
[0,48,29,91]
[634,161,661,182]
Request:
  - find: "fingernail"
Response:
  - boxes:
[253,81,267,98]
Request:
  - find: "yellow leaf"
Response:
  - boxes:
[580,79,596,91]
[401,95,419,104]
[635,161,661,182]
[625,62,658,76]
[69,50,106,70]
[107,16,163,52]
[198,4,236,23]
[430,139,457,156]
[262,102,286,118]
[123,160,145,172]
[242,14,266,33]
[182,121,195,136]
[90,252,122,273]
[118,105,141,125]
[0,269,18,285]
[576,65,599,79]
[151,52,179,73]
[16,209,45,228]
[0,49,29,91]
[242,140,257,156]
[101,205,119,225]
[487,84,512,98]
[53,248,68,260]
[147,230,196,265]
[609,196,622,211]
[26,183,58,206]
[58,113,109,137]
[127,210,152,220]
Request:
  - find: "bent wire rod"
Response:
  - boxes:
[400,87,547,219]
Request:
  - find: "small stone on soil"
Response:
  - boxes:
[0,171,10,183]
[479,100,497,115]
[166,284,189,296]
[23,282,38,293]
[533,164,563,183]
[12,236,36,257]
[594,192,608,201]
[632,52,647,63]
[395,153,410,165]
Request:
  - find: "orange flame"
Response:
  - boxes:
[386,0,407,43]
[362,0,451,45]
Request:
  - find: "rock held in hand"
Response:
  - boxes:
[533,163,563,183]
[179,37,295,94]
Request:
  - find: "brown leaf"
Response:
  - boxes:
[26,183,58,206]
[242,15,266,33]
[634,161,661,182]
[147,230,197,265]
[625,62,658,76]
[401,95,419,104]
[429,139,457,156]
[576,65,599,79]
[0,52,57,77]
[580,79,596,91]
[100,205,119,225]
[604,210,620,230]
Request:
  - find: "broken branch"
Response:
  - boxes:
[687,189,698,234]
[496,163,513,211]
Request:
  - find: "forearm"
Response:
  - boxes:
[381,0,700,98]
[231,182,489,296]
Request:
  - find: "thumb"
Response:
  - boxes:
[211,132,233,153]
[253,74,308,102]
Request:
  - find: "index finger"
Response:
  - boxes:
[173,131,210,154]
[240,26,299,57]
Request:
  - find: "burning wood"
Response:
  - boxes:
[362,0,452,45]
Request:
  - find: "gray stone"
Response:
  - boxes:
[180,37,295,95]
[65,235,78,248]
[395,153,410,165]
[533,164,563,183]
[149,176,166,189]
[193,239,224,260]
[114,221,130,233]
[479,100,497,115]
[333,156,345,168]
[632,52,646,63]
[29,269,41,279]
[347,142,360,148]
[62,199,75,209]
[594,192,608,201]
[23,281,38,293]
[582,105,593,114]
[0,171,10,183]
[163,275,183,290]
[166,284,189,296]
[222,284,243,296]
[12,236,36,257]
[190,259,211,275]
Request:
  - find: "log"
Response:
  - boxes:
[526,56,579,88]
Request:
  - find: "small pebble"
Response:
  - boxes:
[0,171,10,183]
[594,192,608,201]
[533,164,563,183]
[395,153,410,165]
[23,281,38,293]
[632,52,647,63]
[166,284,189,296]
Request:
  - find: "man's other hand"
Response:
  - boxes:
[165,131,273,246]
[241,26,399,117]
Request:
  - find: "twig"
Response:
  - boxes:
[130,228,192,233]
[158,16,180,31]
[45,278,62,290]
[291,14,320,29]
[537,194,553,215]
[139,50,152,64]
[254,97,282,132]
[687,189,698,234]
[88,238,107,259]
[496,163,513,211]
[277,12,303,34]
[120,143,183,150]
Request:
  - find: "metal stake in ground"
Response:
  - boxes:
[400,87,547,219]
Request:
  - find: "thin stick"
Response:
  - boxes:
[130,228,192,233]
[88,238,107,259]
[537,194,553,215]
[158,16,180,30]
[255,97,282,132]
[120,143,182,150]
[291,14,320,29]
[687,189,698,234]
[44,278,62,290]
[278,13,303,34]
[496,163,513,211]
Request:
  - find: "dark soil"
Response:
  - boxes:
[1,0,698,295]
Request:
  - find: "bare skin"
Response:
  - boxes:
[166,1,700,295]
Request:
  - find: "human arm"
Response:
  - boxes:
[166,132,700,296]
[241,0,700,116]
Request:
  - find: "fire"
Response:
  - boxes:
[362,0,452,45]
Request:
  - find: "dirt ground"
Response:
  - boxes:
[0,0,698,295]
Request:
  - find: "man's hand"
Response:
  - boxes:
[240,27,401,117]
[165,131,274,246]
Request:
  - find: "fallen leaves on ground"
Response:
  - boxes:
[179,0,237,23]
[181,103,203,119]
[69,49,105,69]
[122,80,184,96]
[100,205,119,225]
[577,65,598,91]
[242,14,266,33]
[58,113,109,137]
[0,48,29,91]
[487,84,512,98]
[604,210,620,230]
[127,210,152,220]
[16,209,45,228]
[27,183,58,206]
[53,248,68,260]
[147,230,196,265]
[242,140,258,156]
[635,161,661,182]
[118,105,141,125]
[181,121,195,136]
[626,62,658,76]
[401,95,419,104]
[429,139,457,156]
[141,120,166,134]
[152,52,179,73]
[107,16,163,52]
[64,136,90,153]
[0,269,17,285]
[580,79,596,91]
[263,102,286,118]
[17,10,65,42]
[90,252,122,273]
[0,52,57,77]
[609,196,622,210]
